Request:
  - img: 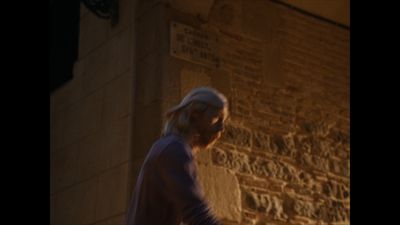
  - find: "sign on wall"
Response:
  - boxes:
[170,21,220,68]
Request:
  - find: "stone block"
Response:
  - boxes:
[96,163,129,221]
[170,0,215,20]
[196,164,241,222]
[109,29,134,77]
[132,101,163,159]
[105,116,131,168]
[109,0,134,36]
[136,0,167,18]
[136,53,164,105]
[103,71,133,124]
[50,74,84,112]
[76,130,108,183]
[180,66,212,97]
[194,148,212,165]
[212,148,305,184]
[105,214,126,225]
[83,29,133,95]
[53,187,77,225]
[126,158,147,201]
[79,11,110,59]
[242,190,288,221]
[53,177,98,225]
[211,69,231,99]
[136,3,168,60]
[221,123,251,148]
[262,39,284,87]
[162,56,184,108]
[50,195,55,225]
[269,133,296,158]
[74,178,99,225]
[252,131,270,150]
[322,180,349,201]
[319,200,349,223]
[242,0,281,41]
[208,0,242,32]
[293,199,319,220]
[80,2,89,19]
[51,142,79,193]
[76,116,130,182]
[53,89,103,150]
[73,59,86,78]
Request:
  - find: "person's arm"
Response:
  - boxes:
[156,142,222,225]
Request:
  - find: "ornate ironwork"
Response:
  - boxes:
[81,0,119,25]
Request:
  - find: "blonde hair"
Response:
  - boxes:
[162,101,209,137]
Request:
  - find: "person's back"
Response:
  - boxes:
[126,134,221,225]
[126,87,228,225]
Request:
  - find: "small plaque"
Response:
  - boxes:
[170,21,219,68]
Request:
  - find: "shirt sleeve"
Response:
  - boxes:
[156,141,222,225]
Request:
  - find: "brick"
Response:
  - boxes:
[242,0,281,41]
[180,66,212,98]
[211,69,231,99]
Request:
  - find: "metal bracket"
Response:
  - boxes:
[81,0,119,26]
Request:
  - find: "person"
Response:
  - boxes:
[126,87,229,225]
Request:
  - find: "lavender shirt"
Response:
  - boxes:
[125,134,222,225]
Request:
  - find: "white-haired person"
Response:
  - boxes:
[126,87,229,225]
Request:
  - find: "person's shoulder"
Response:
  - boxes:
[158,135,193,161]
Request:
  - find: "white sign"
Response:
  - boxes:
[170,22,219,68]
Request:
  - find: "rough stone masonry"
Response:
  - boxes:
[161,1,349,225]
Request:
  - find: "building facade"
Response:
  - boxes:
[50,1,349,225]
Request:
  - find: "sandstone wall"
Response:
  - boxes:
[158,1,350,225]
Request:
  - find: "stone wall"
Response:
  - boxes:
[159,1,350,225]
[50,0,136,224]
[50,0,349,225]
